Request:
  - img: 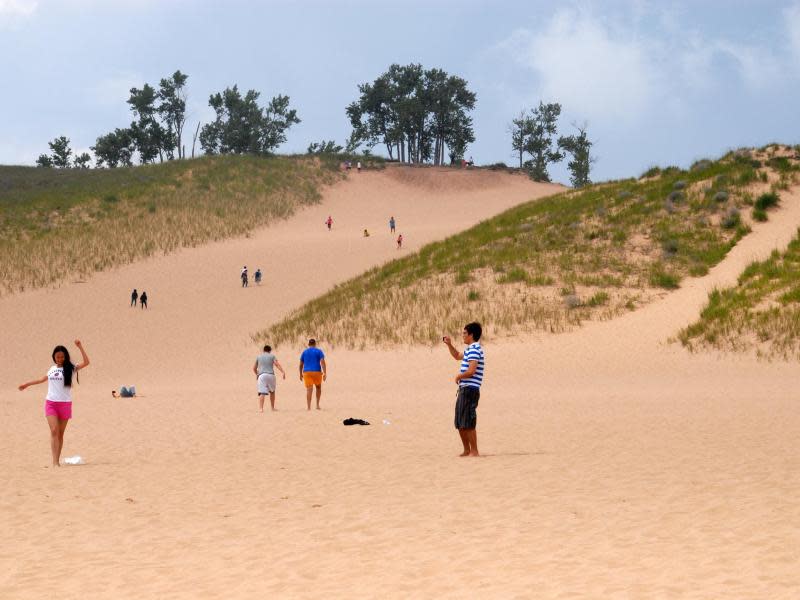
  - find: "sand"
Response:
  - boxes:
[1,166,799,599]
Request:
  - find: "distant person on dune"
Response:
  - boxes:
[253,345,286,412]
[389,216,396,233]
[18,339,90,467]
[397,234,403,249]
[140,291,148,309]
[241,266,248,288]
[299,338,327,411]
[357,161,362,172]
[443,322,484,457]
[363,229,370,237]
[254,269,262,285]
[130,289,138,307]
[325,216,333,231]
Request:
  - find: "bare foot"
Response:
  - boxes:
[316,406,321,410]
[469,451,480,457]
[459,451,470,457]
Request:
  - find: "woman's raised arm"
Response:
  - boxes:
[74,339,90,370]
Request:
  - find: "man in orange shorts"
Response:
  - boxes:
[299,338,327,410]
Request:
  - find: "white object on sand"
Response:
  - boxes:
[63,456,84,465]
[382,419,391,425]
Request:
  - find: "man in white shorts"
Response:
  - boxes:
[253,345,286,412]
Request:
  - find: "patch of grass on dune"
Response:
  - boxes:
[256,146,800,349]
[0,154,361,295]
[679,230,800,359]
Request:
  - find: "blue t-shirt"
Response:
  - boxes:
[300,347,325,372]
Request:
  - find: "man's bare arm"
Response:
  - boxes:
[455,360,478,383]
[442,336,463,360]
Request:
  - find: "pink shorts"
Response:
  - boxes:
[45,400,72,420]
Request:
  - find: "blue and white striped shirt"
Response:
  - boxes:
[459,342,484,388]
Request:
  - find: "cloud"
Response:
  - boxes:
[0,0,36,16]
[0,0,37,26]
[499,10,655,123]
[711,40,783,89]
[494,3,795,128]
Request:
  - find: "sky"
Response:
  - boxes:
[1,0,799,183]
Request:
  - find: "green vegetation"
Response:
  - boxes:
[0,154,347,294]
[256,147,799,348]
[347,63,476,165]
[679,232,800,359]
[509,103,594,186]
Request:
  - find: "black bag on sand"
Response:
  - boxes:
[343,418,370,426]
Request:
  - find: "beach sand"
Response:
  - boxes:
[1,167,799,599]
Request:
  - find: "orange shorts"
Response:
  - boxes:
[303,371,323,388]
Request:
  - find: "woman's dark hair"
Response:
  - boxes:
[464,322,482,341]
[263,345,272,352]
[52,345,77,387]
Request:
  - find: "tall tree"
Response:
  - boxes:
[558,124,594,188]
[49,136,73,168]
[510,110,534,169]
[522,102,563,182]
[92,128,135,168]
[199,85,300,155]
[128,84,165,163]
[427,69,476,165]
[157,70,188,159]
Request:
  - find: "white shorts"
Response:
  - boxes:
[257,373,276,395]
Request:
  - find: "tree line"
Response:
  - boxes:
[346,63,475,165]
[35,65,594,187]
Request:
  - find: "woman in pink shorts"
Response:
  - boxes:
[18,340,90,467]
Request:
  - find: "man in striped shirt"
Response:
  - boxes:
[443,321,484,457]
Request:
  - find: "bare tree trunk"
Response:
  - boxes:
[191,121,201,158]
[176,118,186,159]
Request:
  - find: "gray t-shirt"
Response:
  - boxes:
[256,353,276,375]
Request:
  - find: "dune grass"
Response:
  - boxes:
[679,230,800,359]
[0,154,356,295]
[256,146,800,349]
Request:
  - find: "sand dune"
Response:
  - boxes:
[2,169,799,599]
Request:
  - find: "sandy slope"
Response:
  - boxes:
[2,170,799,599]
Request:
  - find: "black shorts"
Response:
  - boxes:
[454,386,480,430]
